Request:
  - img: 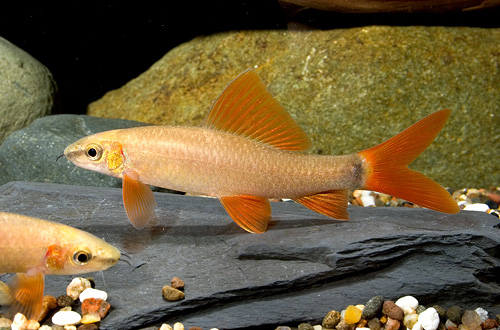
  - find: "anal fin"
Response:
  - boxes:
[294,190,350,220]
[123,171,157,229]
[219,195,271,233]
[7,272,44,322]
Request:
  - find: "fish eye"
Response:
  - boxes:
[85,144,103,161]
[72,250,92,265]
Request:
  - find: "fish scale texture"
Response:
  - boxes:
[0,181,499,330]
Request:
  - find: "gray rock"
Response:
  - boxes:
[362,295,384,320]
[0,36,56,144]
[0,181,499,330]
[87,26,500,189]
[0,114,147,187]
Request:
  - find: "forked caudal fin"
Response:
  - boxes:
[358,109,460,214]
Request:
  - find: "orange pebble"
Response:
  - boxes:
[344,305,362,324]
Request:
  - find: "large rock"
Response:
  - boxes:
[0,115,147,187]
[0,181,498,330]
[0,36,56,144]
[87,26,500,189]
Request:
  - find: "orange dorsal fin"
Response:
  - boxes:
[358,109,460,214]
[219,195,272,233]
[123,170,157,229]
[294,190,350,220]
[202,69,312,151]
[7,272,44,322]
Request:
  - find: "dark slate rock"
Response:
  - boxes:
[0,114,148,187]
[0,181,499,330]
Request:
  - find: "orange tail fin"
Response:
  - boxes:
[358,109,459,214]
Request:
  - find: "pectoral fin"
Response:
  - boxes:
[123,171,157,229]
[7,272,44,322]
[294,190,350,220]
[219,195,271,233]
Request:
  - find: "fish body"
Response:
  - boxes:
[0,212,120,320]
[70,126,361,199]
[64,69,460,233]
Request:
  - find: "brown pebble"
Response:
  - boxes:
[77,324,99,330]
[322,310,341,329]
[385,317,401,330]
[162,285,185,301]
[171,277,185,290]
[336,320,349,330]
[462,310,482,330]
[38,295,58,322]
[298,323,314,330]
[81,298,111,318]
[57,294,75,307]
[357,319,368,328]
[189,327,202,330]
[368,318,381,330]
[448,326,458,330]
[481,319,499,330]
[382,301,404,321]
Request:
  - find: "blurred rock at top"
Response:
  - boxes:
[279,0,500,13]
[0,1,499,116]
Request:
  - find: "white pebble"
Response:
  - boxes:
[79,287,108,302]
[445,320,457,328]
[27,320,40,329]
[418,307,440,330]
[51,310,82,326]
[0,317,12,328]
[173,322,184,330]
[64,326,77,330]
[11,313,28,330]
[66,277,92,300]
[396,295,419,313]
[360,190,376,206]
[39,326,53,330]
[412,320,423,330]
[313,326,323,330]
[160,324,173,330]
[463,203,490,212]
[474,307,488,322]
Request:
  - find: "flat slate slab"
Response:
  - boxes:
[0,181,499,330]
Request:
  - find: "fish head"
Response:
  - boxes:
[64,131,125,177]
[45,229,121,275]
